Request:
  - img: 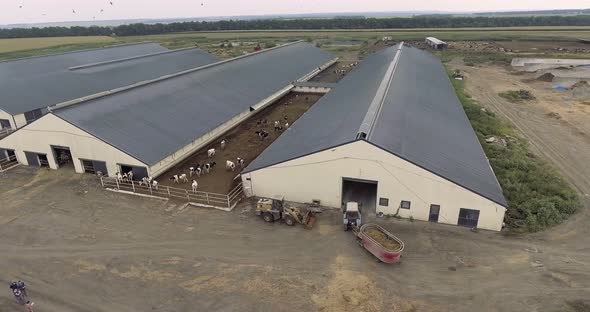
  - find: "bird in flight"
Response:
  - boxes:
[72,9,76,13]
[110,1,114,5]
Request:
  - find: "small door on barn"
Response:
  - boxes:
[24,151,40,167]
[0,149,6,161]
[429,204,440,222]
[458,208,480,228]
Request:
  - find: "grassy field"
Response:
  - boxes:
[1,27,590,61]
[0,36,116,53]
[0,36,119,61]
[119,29,590,48]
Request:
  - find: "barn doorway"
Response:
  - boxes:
[24,151,49,167]
[341,178,378,218]
[81,159,108,176]
[119,164,149,181]
[51,145,73,170]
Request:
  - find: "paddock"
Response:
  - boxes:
[156,92,323,193]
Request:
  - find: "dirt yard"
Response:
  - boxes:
[309,61,356,83]
[1,167,590,312]
[157,92,323,193]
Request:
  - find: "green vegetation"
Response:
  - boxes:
[499,90,536,103]
[3,16,590,38]
[451,76,580,232]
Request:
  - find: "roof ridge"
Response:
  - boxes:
[0,41,157,63]
[49,40,305,112]
[68,46,210,71]
[357,42,404,140]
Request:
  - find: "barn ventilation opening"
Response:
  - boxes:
[341,178,378,218]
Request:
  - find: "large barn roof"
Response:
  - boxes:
[53,41,335,166]
[244,44,507,207]
[0,42,219,115]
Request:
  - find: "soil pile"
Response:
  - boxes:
[365,228,401,251]
[536,72,555,82]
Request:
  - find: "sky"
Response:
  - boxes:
[1,0,589,25]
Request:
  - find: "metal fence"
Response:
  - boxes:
[100,176,244,211]
[0,128,14,138]
[0,155,18,172]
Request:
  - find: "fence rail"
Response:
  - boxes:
[0,128,14,138]
[0,155,18,172]
[100,176,244,211]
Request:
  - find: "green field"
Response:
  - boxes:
[2,27,590,61]
[121,29,590,49]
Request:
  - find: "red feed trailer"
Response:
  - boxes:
[353,223,405,264]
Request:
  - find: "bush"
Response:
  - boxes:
[499,90,535,103]
[450,75,580,232]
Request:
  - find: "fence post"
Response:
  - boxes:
[131,180,135,193]
[186,190,190,201]
[227,195,231,209]
[115,177,120,190]
[149,184,152,195]
[100,176,104,187]
[206,193,209,205]
[167,186,171,197]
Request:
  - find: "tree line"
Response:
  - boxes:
[2,15,590,38]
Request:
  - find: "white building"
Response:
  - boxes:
[242,43,507,231]
[0,42,336,177]
[425,37,448,49]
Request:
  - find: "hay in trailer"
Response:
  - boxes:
[365,228,401,251]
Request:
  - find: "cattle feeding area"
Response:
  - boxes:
[156,92,324,194]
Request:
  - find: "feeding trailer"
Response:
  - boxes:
[353,223,404,264]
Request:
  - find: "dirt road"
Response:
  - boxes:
[1,167,589,311]
[451,62,590,245]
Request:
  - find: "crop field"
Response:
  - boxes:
[0,36,117,60]
[0,36,116,53]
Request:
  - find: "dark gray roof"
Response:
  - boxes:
[54,42,335,166]
[244,46,398,173]
[245,45,507,207]
[0,44,219,115]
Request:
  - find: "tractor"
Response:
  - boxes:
[255,196,320,228]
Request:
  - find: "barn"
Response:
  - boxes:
[0,41,336,178]
[0,42,219,135]
[425,37,448,50]
[242,43,507,231]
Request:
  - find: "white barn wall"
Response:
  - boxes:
[0,113,146,175]
[13,113,28,129]
[243,141,506,231]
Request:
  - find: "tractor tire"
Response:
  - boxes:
[262,212,274,222]
[343,224,349,231]
[284,215,296,226]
